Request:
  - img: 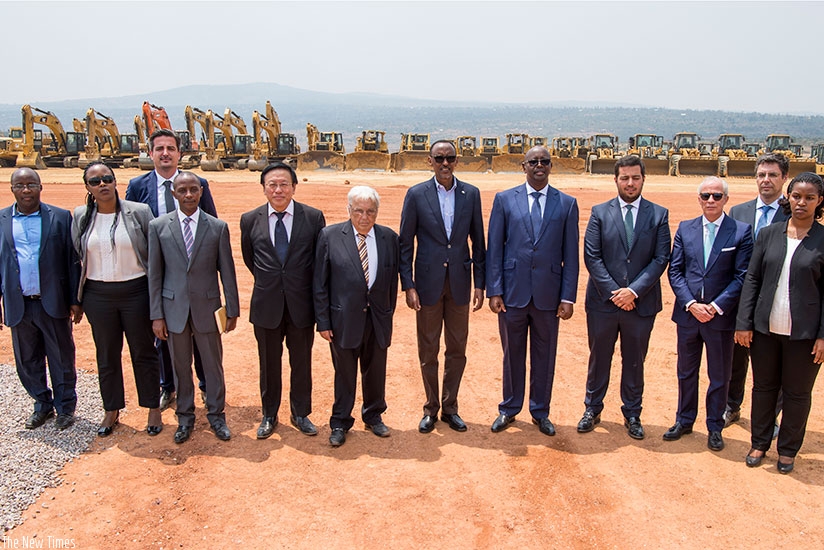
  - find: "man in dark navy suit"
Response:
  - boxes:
[0,168,82,430]
[399,140,485,434]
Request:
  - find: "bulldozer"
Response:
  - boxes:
[184,106,222,171]
[451,136,489,172]
[479,136,501,165]
[244,101,300,171]
[345,130,392,171]
[391,133,430,171]
[17,104,85,169]
[492,133,529,172]
[716,133,752,177]
[298,123,345,171]
[549,136,586,174]
[586,133,620,174]
[626,134,669,175]
[0,136,16,167]
[77,108,141,169]
[669,132,718,176]
[764,134,816,177]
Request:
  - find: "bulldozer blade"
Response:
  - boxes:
[16,152,46,170]
[297,151,345,171]
[675,159,718,176]
[725,160,756,178]
[491,154,525,173]
[787,161,817,178]
[393,151,431,171]
[639,158,670,176]
[345,152,392,171]
[200,158,225,171]
[454,155,489,173]
[550,157,585,174]
[588,158,616,175]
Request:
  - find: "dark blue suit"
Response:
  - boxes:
[668,214,753,431]
[583,197,670,418]
[487,183,578,418]
[0,203,80,414]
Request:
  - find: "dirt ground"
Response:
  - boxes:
[2,166,823,549]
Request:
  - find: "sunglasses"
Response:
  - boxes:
[432,155,457,164]
[87,175,115,186]
[699,192,724,201]
[526,159,551,167]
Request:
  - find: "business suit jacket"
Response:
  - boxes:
[736,220,824,340]
[314,222,399,350]
[147,209,239,334]
[71,199,154,302]
[126,171,217,218]
[486,184,578,308]
[399,177,485,306]
[0,203,80,327]
[584,197,671,317]
[669,215,753,330]
[729,198,789,236]
[240,201,325,329]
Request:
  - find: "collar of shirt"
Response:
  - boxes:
[618,196,642,209]
[755,196,782,210]
[351,224,375,240]
[267,200,295,218]
[177,207,201,226]
[525,182,548,197]
[12,204,41,217]
[155,169,181,191]
[702,212,725,228]
[434,177,457,193]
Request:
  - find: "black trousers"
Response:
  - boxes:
[750,331,821,457]
[82,277,160,410]
[728,342,783,416]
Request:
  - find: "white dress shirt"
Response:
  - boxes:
[352,224,377,290]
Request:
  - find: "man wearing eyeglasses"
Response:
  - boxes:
[665,176,753,451]
[577,155,670,440]
[0,168,82,430]
[399,140,485,434]
[486,146,579,436]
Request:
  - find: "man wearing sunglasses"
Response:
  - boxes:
[486,146,579,436]
[578,155,670,440]
[0,168,82,430]
[665,177,753,451]
[399,140,485,434]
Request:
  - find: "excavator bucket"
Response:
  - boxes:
[16,152,46,170]
[491,154,525,173]
[392,151,431,171]
[673,158,718,176]
[454,155,489,173]
[297,151,345,171]
[200,158,225,171]
[639,158,670,176]
[549,157,586,174]
[588,158,616,175]
[345,151,392,171]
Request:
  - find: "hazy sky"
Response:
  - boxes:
[4,0,823,114]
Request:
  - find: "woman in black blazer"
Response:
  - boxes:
[735,172,824,474]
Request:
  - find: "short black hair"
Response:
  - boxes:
[429,140,456,155]
[755,153,790,178]
[149,128,180,151]
[614,154,645,177]
[260,162,298,186]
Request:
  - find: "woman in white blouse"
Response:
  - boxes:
[735,172,824,474]
[72,162,161,437]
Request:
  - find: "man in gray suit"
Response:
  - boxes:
[148,172,239,444]
[724,153,790,427]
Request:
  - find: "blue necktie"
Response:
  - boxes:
[274,211,288,265]
[704,222,716,267]
[530,191,542,242]
[754,204,771,237]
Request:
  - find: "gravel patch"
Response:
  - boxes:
[0,363,102,531]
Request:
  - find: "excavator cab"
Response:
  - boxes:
[65,132,85,155]
[119,135,140,154]
[276,134,298,156]
[233,135,254,155]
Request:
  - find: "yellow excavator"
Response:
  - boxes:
[134,102,199,170]
[492,133,529,172]
[586,133,620,174]
[244,101,300,171]
[391,133,430,171]
[184,106,222,171]
[549,136,586,174]
[451,136,489,172]
[345,130,392,171]
[77,108,141,169]
[17,104,85,169]
[211,108,254,169]
[764,134,816,177]
[298,123,345,171]
[625,134,669,175]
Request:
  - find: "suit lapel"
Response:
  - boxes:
[705,215,734,272]
[535,186,559,242]
[287,203,306,264]
[424,178,448,241]
[167,213,189,267]
[514,185,533,240]
[188,211,209,268]
[0,207,14,252]
[609,198,630,251]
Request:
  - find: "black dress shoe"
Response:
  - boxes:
[491,413,515,432]
[532,417,556,436]
[365,421,390,437]
[745,448,766,468]
[577,409,601,433]
[707,431,725,451]
[25,409,54,430]
[662,422,693,441]
[147,424,163,436]
[159,389,176,412]
[329,428,347,447]
[777,456,795,474]
[624,417,645,440]
[174,425,192,444]
[441,413,467,432]
[211,421,231,441]
[257,416,278,439]
[291,415,318,436]
[419,415,437,433]
[723,408,741,428]
[55,414,75,430]
[97,411,120,438]
[146,408,162,436]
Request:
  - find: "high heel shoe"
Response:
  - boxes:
[777,456,795,474]
[146,407,163,436]
[97,410,120,437]
[745,448,766,468]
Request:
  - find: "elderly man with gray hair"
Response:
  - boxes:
[314,186,399,447]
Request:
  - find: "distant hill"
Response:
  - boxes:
[2,82,823,151]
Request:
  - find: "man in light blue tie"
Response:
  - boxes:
[724,153,790,427]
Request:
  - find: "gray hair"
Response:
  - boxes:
[697,176,728,195]
[347,185,380,209]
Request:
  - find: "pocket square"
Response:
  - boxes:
[721,247,736,252]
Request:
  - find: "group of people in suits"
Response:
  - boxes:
[3,132,823,471]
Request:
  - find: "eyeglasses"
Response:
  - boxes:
[87,175,115,186]
[526,159,552,167]
[351,208,378,217]
[431,155,457,164]
[11,183,41,191]
[699,192,724,201]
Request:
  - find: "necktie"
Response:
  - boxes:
[163,180,175,214]
[183,217,194,259]
[274,211,288,265]
[624,204,634,248]
[530,191,542,242]
[754,204,771,237]
[704,222,716,267]
[357,233,369,287]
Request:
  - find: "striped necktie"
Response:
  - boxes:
[183,217,194,258]
[357,233,369,287]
